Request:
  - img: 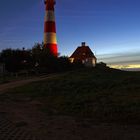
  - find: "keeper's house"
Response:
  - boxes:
[69,42,97,67]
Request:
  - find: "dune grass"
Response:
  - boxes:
[3,68,140,124]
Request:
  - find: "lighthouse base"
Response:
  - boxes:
[44,44,58,57]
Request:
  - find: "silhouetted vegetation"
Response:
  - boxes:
[0,43,83,76]
[0,48,32,73]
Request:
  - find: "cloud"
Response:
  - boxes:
[97,52,140,67]
[96,51,140,70]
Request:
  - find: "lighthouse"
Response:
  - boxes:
[44,0,58,56]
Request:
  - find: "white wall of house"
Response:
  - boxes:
[84,58,96,67]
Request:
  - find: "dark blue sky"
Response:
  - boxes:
[0,0,140,69]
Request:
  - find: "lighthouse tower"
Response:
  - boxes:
[44,0,58,56]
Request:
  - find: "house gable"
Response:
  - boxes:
[70,42,97,67]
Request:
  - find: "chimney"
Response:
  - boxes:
[81,42,86,46]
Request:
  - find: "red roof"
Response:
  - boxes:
[70,46,96,60]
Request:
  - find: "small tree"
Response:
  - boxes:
[0,48,32,73]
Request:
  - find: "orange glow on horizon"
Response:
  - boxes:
[108,64,140,70]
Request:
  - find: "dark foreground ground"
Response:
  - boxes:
[0,68,140,140]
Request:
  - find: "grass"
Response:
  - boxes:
[3,67,140,124]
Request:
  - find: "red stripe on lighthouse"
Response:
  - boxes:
[44,22,56,33]
[45,0,55,10]
[46,5,54,11]
[44,44,58,56]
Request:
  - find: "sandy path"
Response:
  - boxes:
[0,74,60,94]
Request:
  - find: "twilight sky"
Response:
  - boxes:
[0,0,140,69]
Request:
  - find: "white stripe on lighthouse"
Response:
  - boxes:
[45,11,55,22]
[44,32,57,44]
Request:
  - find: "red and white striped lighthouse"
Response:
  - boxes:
[44,0,58,56]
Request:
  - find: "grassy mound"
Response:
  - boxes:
[4,68,140,124]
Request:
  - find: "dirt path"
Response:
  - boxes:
[0,74,60,94]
